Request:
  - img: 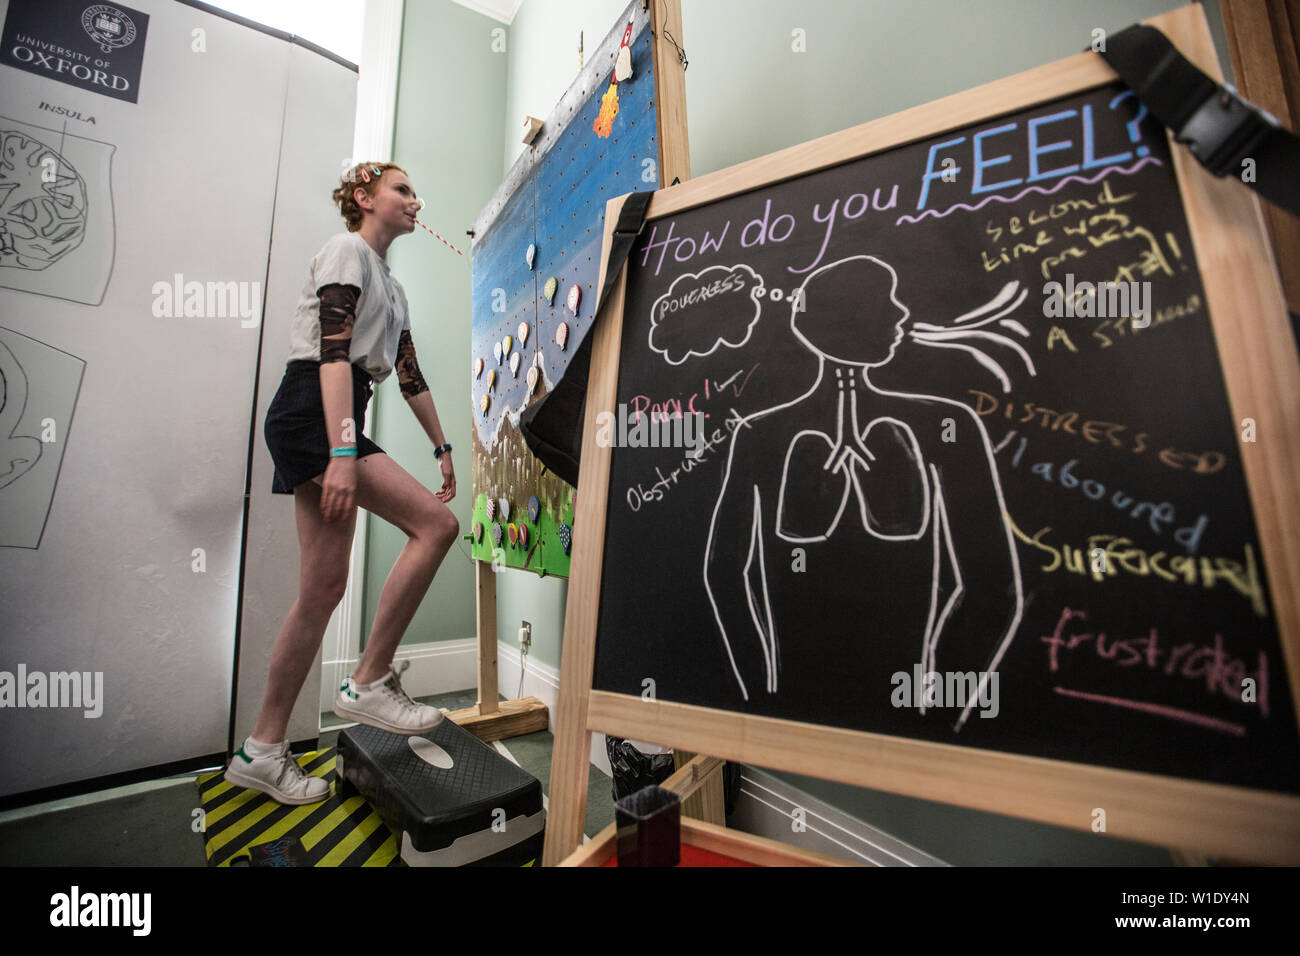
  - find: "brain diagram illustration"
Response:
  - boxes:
[0,129,89,270]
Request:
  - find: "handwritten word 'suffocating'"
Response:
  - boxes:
[1007,515,1267,618]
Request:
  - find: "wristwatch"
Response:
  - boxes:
[433,443,452,458]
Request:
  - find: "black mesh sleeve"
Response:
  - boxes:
[318,283,359,365]
[396,329,429,399]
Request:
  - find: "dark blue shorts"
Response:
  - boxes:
[265,359,385,494]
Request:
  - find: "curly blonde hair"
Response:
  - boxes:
[332,162,408,231]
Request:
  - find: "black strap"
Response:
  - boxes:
[1097,24,1300,215]
[519,190,655,487]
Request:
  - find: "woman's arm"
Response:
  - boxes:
[318,283,360,522]
[396,330,455,503]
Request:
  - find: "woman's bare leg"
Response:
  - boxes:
[250,480,356,743]
[347,453,459,685]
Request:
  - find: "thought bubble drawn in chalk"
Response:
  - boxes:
[648,264,762,366]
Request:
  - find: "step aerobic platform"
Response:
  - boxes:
[336,718,545,867]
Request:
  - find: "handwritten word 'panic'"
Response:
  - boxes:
[1042,606,1269,717]
[1006,515,1267,617]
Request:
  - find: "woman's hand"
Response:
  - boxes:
[320,457,357,522]
[435,453,456,503]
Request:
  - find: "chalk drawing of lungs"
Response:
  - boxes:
[776,413,930,543]
[0,327,86,549]
[0,117,115,305]
[703,256,1030,732]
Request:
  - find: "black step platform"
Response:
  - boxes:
[336,718,545,867]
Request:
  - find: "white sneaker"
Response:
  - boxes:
[333,660,444,735]
[224,739,330,805]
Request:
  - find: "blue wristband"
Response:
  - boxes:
[330,446,357,458]
[433,443,452,458]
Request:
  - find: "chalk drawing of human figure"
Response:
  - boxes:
[703,255,1026,730]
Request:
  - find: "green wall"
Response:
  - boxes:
[386,0,1236,864]
[363,0,507,648]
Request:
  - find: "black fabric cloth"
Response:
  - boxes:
[265,359,384,494]
[520,189,655,487]
[318,283,359,365]
[1098,24,1300,215]
[605,737,675,803]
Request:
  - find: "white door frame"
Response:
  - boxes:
[319,0,405,717]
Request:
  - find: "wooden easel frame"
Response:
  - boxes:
[455,0,692,743]
[544,4,1300,865]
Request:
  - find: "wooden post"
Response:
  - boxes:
[541,193,633,866]
[476,560,499,716]
[444,562,549,740]
[673,750,727,824]
[1219,0,1300,316]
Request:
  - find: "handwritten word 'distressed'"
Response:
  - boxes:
[974,391,1225,476]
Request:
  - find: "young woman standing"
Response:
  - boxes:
[225,163,459,805]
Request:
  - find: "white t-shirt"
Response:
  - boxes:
[285,232,410,383]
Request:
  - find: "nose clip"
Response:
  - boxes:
[415,197,426,211]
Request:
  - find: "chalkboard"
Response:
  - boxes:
[590,75,1300,795]
[543,6,1300,865]
[589,74,1300,799]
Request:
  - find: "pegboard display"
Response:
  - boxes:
[469,0,662,577]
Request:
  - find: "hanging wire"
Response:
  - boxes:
[659,0,687,70]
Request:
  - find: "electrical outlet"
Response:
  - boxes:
[520,620,532,647]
